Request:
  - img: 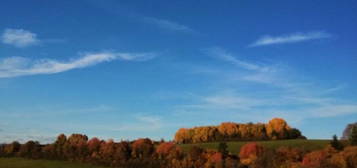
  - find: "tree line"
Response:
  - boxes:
[0,133,242,168]
[1,133,357,168]
[1,118,357,168]
[174,118,305,143]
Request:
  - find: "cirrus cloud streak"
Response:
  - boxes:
[0,52,156,78]
[249,31,332,47]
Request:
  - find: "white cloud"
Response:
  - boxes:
[249,31,331,47]
[2,28,40,48]
[205,47,274,72]
[0,51,156,78]
[144,17,194,33]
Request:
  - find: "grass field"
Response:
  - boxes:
[0,158,107,168]
[179,139,330,155]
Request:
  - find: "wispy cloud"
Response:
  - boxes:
[205,47,274,72]
[204,47,281,85]
[0,51,156,78]
[174,89,357,124]
[144,17,194,33]
[174,47,356,122]
[322,84,348,95]
[310,104,357,117]
[193,95,267,111]
[1,28,40,48]
[249,31,332,47]
[84,1,194,33]
[111,115,163,132]
[205,48,311,89]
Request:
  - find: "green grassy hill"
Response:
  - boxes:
[0,158,107,168]
[179,139,330,155]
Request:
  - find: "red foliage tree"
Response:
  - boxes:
[156,142,176,158]
[239,142,265,166]
[302,150,329,168]
[131,138,154,159]
[87,137,101,155]
[98,139,116,165]
[18,141,41,159]
[63,134,88,161]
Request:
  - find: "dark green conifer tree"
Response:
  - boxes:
[330,135,343,150]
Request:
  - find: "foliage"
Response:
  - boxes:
[218,142,228,157]
[339,146,357,168]
[342,122,357,140]
[3,141,21,156]
[349,125,357,146]
[330,135,344,150]
[174,118,304,143]
[301,150,330,168]
[18,141,41,159]
[239,142,265,166]
[0,118,356,168]
[156,142,176,158]
[131,138,154,159]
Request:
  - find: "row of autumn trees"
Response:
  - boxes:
[1,133,357,168]
[237,141,357,168]
[175,118,305,143]
[0,133,243,168]
[1,118,356,168]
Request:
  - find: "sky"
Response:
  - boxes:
[0,0,357,143]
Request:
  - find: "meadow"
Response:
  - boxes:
[179,139,330,155]
[0,158,107,168]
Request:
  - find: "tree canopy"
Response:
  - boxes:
[174,118,304,143]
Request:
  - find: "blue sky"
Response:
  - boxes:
[1,0,357,143]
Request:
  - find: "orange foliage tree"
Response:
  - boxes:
[218,122,240,140]
[265,118,290,140]
[174,118,302,143]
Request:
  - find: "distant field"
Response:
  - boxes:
[179,139,330,155]
[0,158,107,168]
